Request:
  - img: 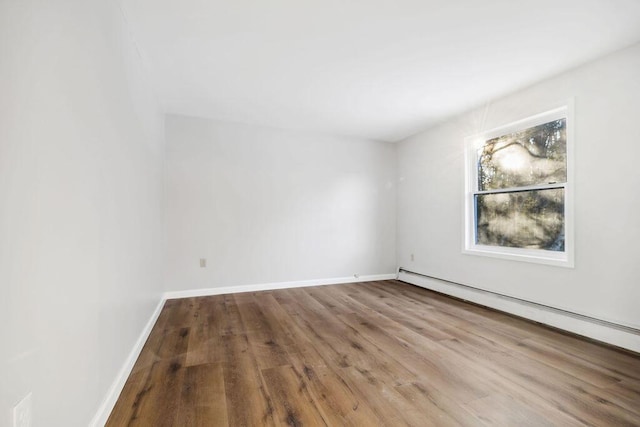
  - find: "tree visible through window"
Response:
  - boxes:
[464,106,573,266]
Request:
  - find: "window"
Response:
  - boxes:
[464,104,574,267]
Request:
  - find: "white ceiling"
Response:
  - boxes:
[121,0,640,142]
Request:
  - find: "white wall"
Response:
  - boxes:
[0,0,165,426]
[397,42,640,330]
[165,116,396,291]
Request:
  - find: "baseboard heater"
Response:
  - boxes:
[397,268,640,336]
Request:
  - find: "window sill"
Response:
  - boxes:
[463,244,574,268]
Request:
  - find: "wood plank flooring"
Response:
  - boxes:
[106,280,640,426]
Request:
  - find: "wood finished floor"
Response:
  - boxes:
[107,280,640,426]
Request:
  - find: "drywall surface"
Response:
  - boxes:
[165,116,396,291]
[397,42,640,329]
[0,0,165,425]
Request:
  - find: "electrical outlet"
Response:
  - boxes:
[410,253,415,261]
[199,258,206,268]
[13,393,32,427]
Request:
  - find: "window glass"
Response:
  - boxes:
[478,118,566,191]
[475,188,565,251]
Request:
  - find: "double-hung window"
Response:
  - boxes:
[464,105,574,267]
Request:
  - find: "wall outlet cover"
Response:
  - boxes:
[13,392,32,427]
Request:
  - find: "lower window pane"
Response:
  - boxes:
[475,188,564,251]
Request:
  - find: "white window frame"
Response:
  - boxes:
[463,102,574,267]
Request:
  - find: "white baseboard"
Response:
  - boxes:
[398,271,640,353]
[89,297,166,427]
[163,273,397,300]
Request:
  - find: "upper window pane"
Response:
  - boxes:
[478,118,567,191]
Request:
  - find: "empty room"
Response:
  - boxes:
[3,0,640,426]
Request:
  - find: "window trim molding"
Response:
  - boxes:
[463,101,575,268]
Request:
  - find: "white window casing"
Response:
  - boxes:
[463,102,574,267]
